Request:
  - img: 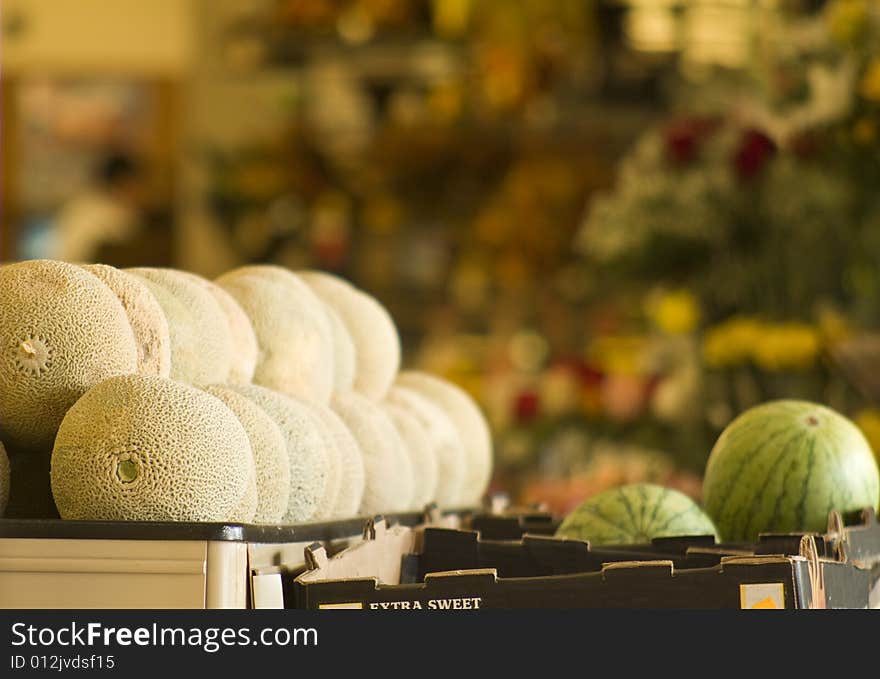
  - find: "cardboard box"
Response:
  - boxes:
[465,510,561,540]
[248,508,461,609]
[463,494,562,540]
[292,514,876,609]
[466,504,880,605]
[753,507,880,607]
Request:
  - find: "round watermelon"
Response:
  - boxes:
[702,400,880,542]
[555,483,718,545]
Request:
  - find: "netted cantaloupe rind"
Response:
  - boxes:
[51,374,251,522]
[81,264,171,378]
[324,304,357,392]
[204,385,290,523]
[386,385,466,508]
[126,268,233,386]
[229,471,258,523]
[215,266,334,403]
[383,401,438,511]
[332,390,412,515]
[298,270,400,402]
[294,400,344,520]
[176,271,257,385]
[396,371,493,507]
[226,383,330,523]
[371,396,414,512]
[0,260,139,450]
[312,403,365,518]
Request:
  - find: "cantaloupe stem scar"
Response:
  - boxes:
[117,458,139,483]
[20,341,37,359]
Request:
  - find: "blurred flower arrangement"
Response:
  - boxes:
[581,3,880,395]
[490,0,880,509]
[579,1,880,322]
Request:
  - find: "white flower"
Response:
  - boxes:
[739,57,858,146]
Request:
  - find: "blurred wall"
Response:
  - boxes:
[1,0,195,76]
[1,0,195,263]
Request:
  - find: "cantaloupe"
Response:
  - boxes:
[230,474,258,523]
[299,271,400,401]
[373,400,415,512]
[123,273,194,380]
[80,264,172,378]
[382,401,438,510]
[50,375,251,522]
[126,268,233,386]
[290,400,351,520]
[313,403,365,517]
[215,266,335,403]
[0,441,9,516]
[396,371,493,506]
[325,304,357,391]
[176,271,257,384]
[332,390,413,515]
[385,385,465,507]
[0,260,139,450]
[203,385,289,523]
[225,383,330,523]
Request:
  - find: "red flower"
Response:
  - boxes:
[553,357,604,387]
[664,116,721,165]
[577,362,605,387]
[733,129,776,180]
[514,390,540,423]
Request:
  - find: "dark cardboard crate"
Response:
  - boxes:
[466,504,880,600]
[463,494,562,540]
[290,510,880,609]
[465,510,561,540]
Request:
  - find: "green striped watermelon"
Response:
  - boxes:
[555,483,718,545]
[702,400,880,542]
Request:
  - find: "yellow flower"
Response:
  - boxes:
[855,409,880,463]
[540,366,580,417]
[826,0,870,45]
[860,60,880,102]
[701,317,764,368]
[432,0,471,38]
[587,335,649,376]
[752,323,822,371]
[644,289,701,335]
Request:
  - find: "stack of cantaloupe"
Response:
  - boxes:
[0,259,493,523]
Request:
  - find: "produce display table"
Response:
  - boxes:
[0,509,464,609]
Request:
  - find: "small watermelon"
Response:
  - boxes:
[555,483,718,545]
[703,400,880,542]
